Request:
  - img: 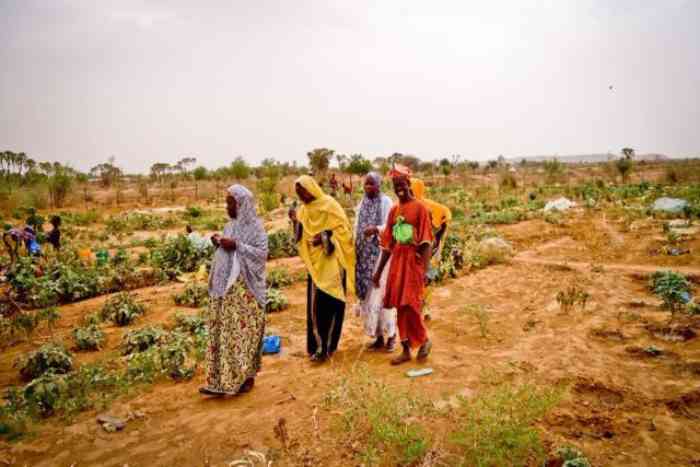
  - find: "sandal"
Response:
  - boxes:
[310,351,328,363]
[238,378,255,394]
[417,340,432,361]
[367,336,385,351]
[199,386,225,396]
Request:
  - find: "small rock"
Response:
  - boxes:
[97,414,126,432]
[544,197,575,212]
[652,197,688,213]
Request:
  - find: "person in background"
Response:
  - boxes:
[201,184,268,396]
[289,175,355,363]
[409,178,452,261]
[47,216,62,251]
[23,226,41,256]
[373,171,433,365]
[329,173,339,197]
[353,172,396,351]
[409,178,452,320]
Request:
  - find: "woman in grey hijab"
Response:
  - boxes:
[201,184,268,396]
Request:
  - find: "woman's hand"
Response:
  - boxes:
[219,237,237,251]
[363,225,379,238]
[288,207,297,222]
[211,233,221,247]
[311,233,323,246]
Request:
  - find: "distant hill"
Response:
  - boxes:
[508,153,670,164]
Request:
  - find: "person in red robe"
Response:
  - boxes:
[373,173,433,365]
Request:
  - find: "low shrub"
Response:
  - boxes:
[267,267,293,288]
[150,234,213,278]
[121,326,167,355]
[100,292,146,326]
[451,384,561,466]
[18,343,73,381]
[649,270,691,314]
[173,283,209,307]
[266,288,289,312]
[267,230,298,259]
[72,324,105,351]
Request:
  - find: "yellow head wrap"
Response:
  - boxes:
[409,178,452,229]
[295,175,355,301]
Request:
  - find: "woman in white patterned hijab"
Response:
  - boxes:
[202,184,268,396]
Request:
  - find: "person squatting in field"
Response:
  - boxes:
[373,171,434,365]
[353,171,397,352]
[201,184,268,396]
[289,175,355,363]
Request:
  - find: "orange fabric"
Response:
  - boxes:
[381,199,433,347]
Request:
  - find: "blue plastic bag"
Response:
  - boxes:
[262,335,281,355]
[27,238,41,256]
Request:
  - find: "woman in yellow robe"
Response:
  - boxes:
[409,178,452,261]
[289,175,355,362]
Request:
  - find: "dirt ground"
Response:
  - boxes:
[2,213,700,466]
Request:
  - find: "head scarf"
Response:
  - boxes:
[387,163,412,179]
[410,178,452,229]
[354,172,384,300]
[209,184,268,306]
[295,175,355,301]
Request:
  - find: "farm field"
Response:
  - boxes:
[1,160,700,467]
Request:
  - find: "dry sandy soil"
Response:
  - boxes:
[2,213,700,466]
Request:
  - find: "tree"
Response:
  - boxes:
[75,172,90,206]
[439,158,452,183]
[150,163,171,184]
[307,148,334,174]
[91,159,122,188]
[47,165,74,208]
[335,154,348,172]
[192,166,208,200]
[176,157,197,178]
[347,154,372,179]
[615,148,635,183]
[230,157,250,180]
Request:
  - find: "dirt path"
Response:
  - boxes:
[2,257,700,466]
[514,237,700,279]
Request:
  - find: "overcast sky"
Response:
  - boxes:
[1,0,698,173]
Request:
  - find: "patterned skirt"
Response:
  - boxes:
[205,282,265,394]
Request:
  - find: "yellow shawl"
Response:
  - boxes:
[410,178,452,229]
[295,175,355,302]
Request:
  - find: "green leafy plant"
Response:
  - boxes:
[150,234,213,278]
[267,230,298,259]
[37,307,60,335]
[23,373,67,417]
[556,446,592,467]
[18,343,73,381]
[121,326,167,355]
[173,283,209,307]
[267,267,293,288]
[100,292,146,326]
[649,270,691,314]
[72,324,105,351]
[266,288,289,312]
